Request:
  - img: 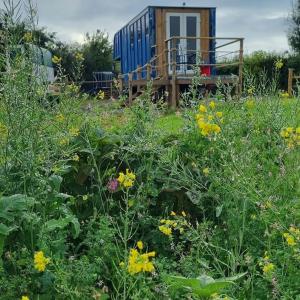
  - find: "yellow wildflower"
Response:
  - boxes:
[199,104,207,113]
[127,247,155,275]
[55,113,65,122]
[117,169,136,188]
[34,251,50,272]
[280,92,289,98]
[59,138,69,146]
[181,211,186,217]
[283,233,296,247]
[275,59,283,70]
[69,127,80,137]
[203,168,210,176]
[24,32,33,42]
[52,55,62,64]
[159,225,172,236]
[137,241,143,250]
[119,261,125,268]
[170,211,176,216]
[216,111,223,118]
[207,114,214,121]
[247,87,255,95]
[21,296,30,300]
[72,154,80,161]
[97,90,105,100]
[75,52,84,61]
[209,101,216,109]
[263,262,275,274]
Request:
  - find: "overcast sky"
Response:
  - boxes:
[2,0,294,53]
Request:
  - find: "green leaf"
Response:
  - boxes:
[48,175,63,192]
[216,205,223,218]
[0,223,16,236]
[43,216,80,239]
[165,273,247,297]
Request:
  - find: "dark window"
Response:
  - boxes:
[186,16,197,68]
[170,16,180,37]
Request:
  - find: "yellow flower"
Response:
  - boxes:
[212,124,221,134]
[137,241,143,250]
[75,52,84,61]
[52,55,62,64]
[275,59,283,70]
[280,92,289,98]
[208,114,214,121]
[247,87,255,95]
[199,104,207,113]
[24,32,33,42]
[127,248,155,275]
[263,262,275,274]
[216,111,223,118]
[203,167,210,176]
[209,101,216,109]
[69,127,80,137]
[55,113,65,122]
[296,127,300,134]
[117,169,136,188]
[181,211,186,217]
[159,225,172,236]
[170,211,176,216]
[59,137,69,146]
[34,251,50,272]
[283,233,296,247]
[21,296,30,300]
[72,154,80,161]
[97,90,105,100]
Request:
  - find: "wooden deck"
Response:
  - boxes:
[118,36,244,107]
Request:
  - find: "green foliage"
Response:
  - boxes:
[1,2,300,299]
[165,273,246,298]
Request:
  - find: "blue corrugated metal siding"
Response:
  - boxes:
[113,7,155,80]
[209,8,217,75]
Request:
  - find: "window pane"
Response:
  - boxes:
[170,16,180,37]
[186,16,197,69]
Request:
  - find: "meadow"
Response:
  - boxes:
[1,6,300,300]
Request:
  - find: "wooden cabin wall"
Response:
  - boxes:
[155,8,211,78]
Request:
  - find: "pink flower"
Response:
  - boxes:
[107,178,119,192]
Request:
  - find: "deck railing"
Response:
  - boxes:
[117,36,244,106]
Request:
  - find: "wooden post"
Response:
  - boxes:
[288,68,294,97]
[171,38,177,108]
[238,38,244,97]
[165,40,169,79]
[128,73,133,105]
[137,65,141,93]
[146,64,151,81]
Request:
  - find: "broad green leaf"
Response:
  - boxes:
[48,175,63,192]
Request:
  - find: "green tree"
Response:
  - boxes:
[82,30,112,81]
[288,0,300,53]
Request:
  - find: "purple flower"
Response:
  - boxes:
[107,178,119,192]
